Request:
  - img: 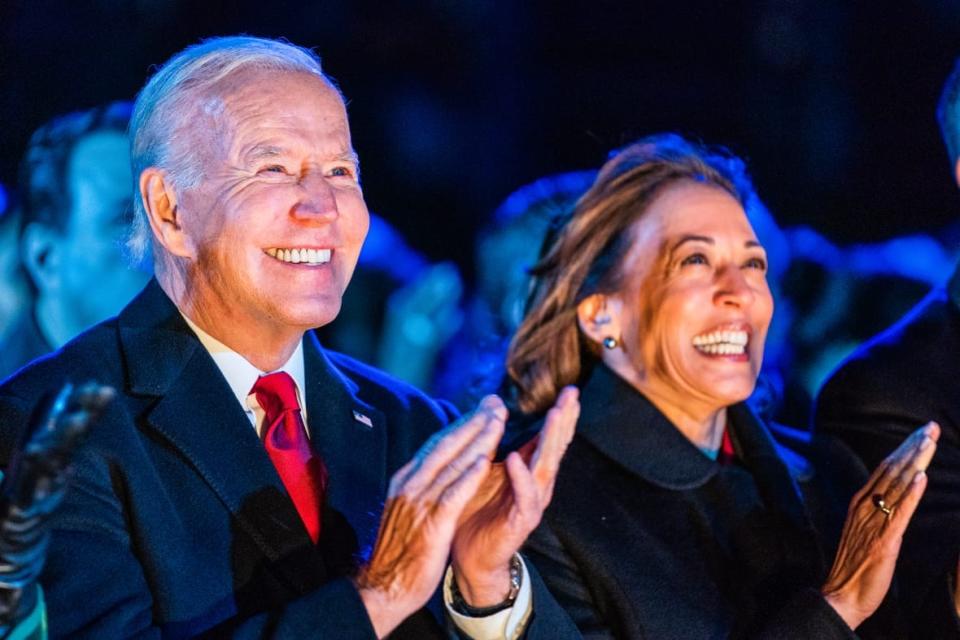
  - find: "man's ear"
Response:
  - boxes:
[576,293,623,346]
[140,168,194,259]
[21,222,61,294]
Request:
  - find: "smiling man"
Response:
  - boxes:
[0,37,581,639]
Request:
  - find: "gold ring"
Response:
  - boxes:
[872,493,893,517]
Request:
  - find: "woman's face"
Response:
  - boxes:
[601,180,773,417]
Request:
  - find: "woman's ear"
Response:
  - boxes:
[576,293,623,348]
[139,167,194,259]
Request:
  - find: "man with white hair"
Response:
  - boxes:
[0,36,581,639]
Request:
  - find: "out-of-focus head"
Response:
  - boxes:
[937,57,960,185]
[507,134,773,416]
[0,189,28,342]
[478,171,596,334]
[19,101,150,348]
[131,36,369,345]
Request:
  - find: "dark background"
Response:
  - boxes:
[3,0,960,282]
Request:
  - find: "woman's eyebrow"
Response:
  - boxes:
[670,235,714,253]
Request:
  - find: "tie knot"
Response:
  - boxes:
[251,371,301,415]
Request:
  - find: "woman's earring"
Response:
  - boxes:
[602,336,619,350]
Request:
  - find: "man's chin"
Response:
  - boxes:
[274,299,343,332]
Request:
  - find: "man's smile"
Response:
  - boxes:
[265,247,333,265]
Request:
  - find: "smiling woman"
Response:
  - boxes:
[505,134,951,638]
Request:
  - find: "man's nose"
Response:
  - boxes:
[714,266,755,308]
[293,170,339,222]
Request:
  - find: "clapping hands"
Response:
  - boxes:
[355,389,579,637]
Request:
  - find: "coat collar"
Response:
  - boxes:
[576,364,718,490]
[117,279,388,583]
[576,364,809,527]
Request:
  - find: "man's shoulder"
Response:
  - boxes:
[322,347,458,423]
[819,287,957,398]
[813,286,960,440]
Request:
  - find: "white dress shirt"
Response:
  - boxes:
[183,316,532,639]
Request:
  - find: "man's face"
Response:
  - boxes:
[175,70,369,338]
[56,131,149,337]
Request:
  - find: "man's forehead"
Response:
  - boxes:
[197,69,352,157]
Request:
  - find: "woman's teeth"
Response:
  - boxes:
[692,330,748,355]
[266,248,332,265]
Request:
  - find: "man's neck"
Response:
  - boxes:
[158,276,303,372]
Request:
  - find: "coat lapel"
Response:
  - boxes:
[302,332,387,561]
[118,281,326,591]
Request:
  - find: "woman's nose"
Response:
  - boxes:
[714,266,755,308]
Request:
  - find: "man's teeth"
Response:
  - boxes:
[692,330,748,355]
[266,248,332,265]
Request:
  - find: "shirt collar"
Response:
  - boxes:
[180,313,306,422]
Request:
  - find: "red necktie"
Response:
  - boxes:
[251,372,328,543]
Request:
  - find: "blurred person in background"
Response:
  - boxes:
[816,56,960,624]
[1,102,151,379]
[433,171,597,409]
[0,190,29,366]
[318,212,464,390]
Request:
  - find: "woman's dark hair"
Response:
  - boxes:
[505,133,754,414]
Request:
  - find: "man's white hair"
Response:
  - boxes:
[128,35,334,262]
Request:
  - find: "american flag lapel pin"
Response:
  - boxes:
[352,410,373,429]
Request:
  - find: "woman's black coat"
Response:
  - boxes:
[515,364,944,639]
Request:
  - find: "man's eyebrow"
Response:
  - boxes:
[336,150,360,165]
[244,145,284,163]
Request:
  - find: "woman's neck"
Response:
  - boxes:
[605,359,727,453]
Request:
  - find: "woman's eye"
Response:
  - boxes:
[744,257,767,271]
[680,253,708,267]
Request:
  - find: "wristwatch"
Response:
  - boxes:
[450,554,523,617]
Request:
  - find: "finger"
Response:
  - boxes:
[872,422,935,497]
[436,454,492,519]
[74,382,116,413]
[885,470,929,541]
[505,451,539,525]
[862,422,936,500]
[397,396,505,493]
[882,428,937,508]
[530,387,579,490]
[422,415,504,504]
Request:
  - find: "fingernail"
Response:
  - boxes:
[920,436,933,450]
[914,470,926,484]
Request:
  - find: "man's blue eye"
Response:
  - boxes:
[330,166,353,177]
